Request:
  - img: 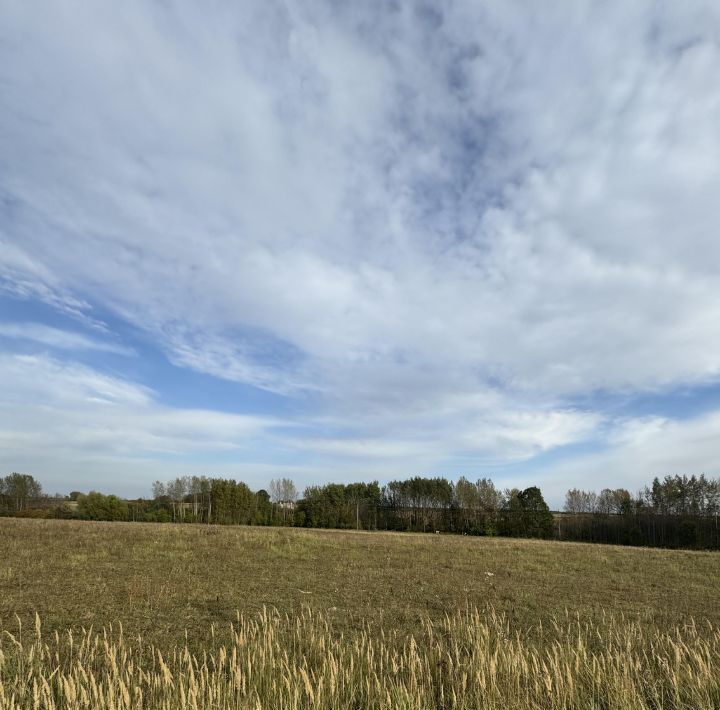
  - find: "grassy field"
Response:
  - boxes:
[1,518,720,708]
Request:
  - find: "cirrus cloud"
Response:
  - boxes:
[1,0,720,496]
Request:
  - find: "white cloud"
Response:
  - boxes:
[0,354,285,490]
[289,408,600,465]
[536,410,720,507]
[1,1,720,489]
[0,353,598,494]
[0,239,102,326]
[0,321,133,355]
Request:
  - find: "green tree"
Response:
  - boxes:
[0,473,43,511]
[500,487,554,538]
[476,478,503,511]
[77,491,129,521]
[518,487,554,538]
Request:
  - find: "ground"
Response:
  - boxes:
[1,518,718,647]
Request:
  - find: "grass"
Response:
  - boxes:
[2,607,720,709]
[1,518,719,707]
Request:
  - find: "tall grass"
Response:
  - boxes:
[1,607,719,709]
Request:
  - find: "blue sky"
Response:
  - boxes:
[1,1,720,506]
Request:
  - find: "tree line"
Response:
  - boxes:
[560,475,720,548]
[2,471,719,550]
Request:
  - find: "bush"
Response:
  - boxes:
[77,492,129,521]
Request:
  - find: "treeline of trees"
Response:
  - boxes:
[1,472,555,539]
[148,475,557,538]
[373,477,555,538]
[0,473,298,526]
[148,476,298,526]
[559,475,720,549]
[2,472,719,550]
[564,475,720,515]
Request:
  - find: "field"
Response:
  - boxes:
[1,518,720,708]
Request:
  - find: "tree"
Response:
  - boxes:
[612,488,633,515]
[209,478,256,525]
[297,482,381,530]
[269,478,297,524]
[518,487,554,537]
[454,477,503,534]
[345,481,381,530]
[596,489,616,515]
[254,489,277,525]
[77,491,129,521]
[564,488,597,513]
[500,486,554,538]
[199,476,213,523]
[500,488,524,536]
[269,478,298,505]
[476,478,503,511]
[456,477,479,510]
[564,488,584,514]
[189,476,204,518]
[0,473,42,511]
[166,477,188,521]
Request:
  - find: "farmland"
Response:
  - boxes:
[1,518,720,708]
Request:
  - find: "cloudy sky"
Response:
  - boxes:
[1,1,720,505]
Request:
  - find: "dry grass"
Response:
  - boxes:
[1,518,719,708]
[1,518,718,643]
[1,608,719,708]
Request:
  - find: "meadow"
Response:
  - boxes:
[1,518,719,708]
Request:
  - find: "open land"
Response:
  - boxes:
[1,518,719,708]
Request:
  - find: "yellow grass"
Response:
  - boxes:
[1,607,719,709]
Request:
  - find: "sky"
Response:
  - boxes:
[1,1,720,506]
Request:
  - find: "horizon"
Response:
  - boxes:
[4,469,717,514]
[2,2,720,507]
